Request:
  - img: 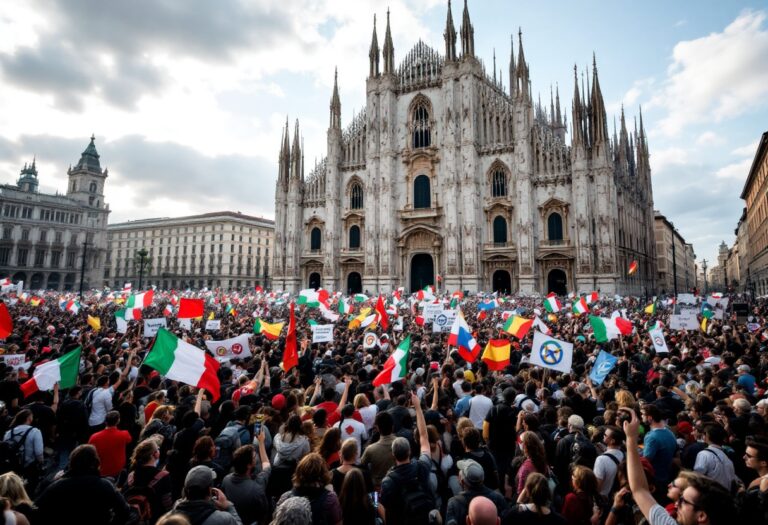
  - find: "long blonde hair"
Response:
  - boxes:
[0,472,33,507]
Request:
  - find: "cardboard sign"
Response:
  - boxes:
[670,313,699,330]
[422,303,444,323]
[432,309,458,333]
[143,318,168,337]
[0,354,28,371]
[205,320,221,331]
[179,318,192,330]
[676,293,696,305]
[311,324,334,343]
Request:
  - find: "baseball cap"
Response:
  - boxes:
[184,465,216,490]
[121,342,130,349]
[271,393,287,411]
[457,459,484,485]
[738,364,751,373]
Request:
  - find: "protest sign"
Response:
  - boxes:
[205,320,221,331]
[143,318,167,337]
[432,309,458,333]
[311,324,334,343]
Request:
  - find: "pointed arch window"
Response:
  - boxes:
[548,213,563,242]
[89,181,97,193]
[413,175,431,209]
[493,216,507,244]
[310,227,322,250]
[412,101,431,148]
[350,182,363,209]
[491,168,507,197]
[349,225,360,249]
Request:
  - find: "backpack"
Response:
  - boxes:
[214,425,241,471]
[0,427,34,475]
[84,388,96,414]
[123,469,169,525]
[569,432,597,470]
[291,487,331,525]
[430,456,451,514]
[388,462,436,525]
[603,452,622,496]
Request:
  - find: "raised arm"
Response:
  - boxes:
[412,392,430,456]
[309,376,322,406]
[620,408,658,520]
[256,426,270,471]
[194,388,205,416]
[430,377,440,411]
[336,377,352,414]
[112,350,135,390]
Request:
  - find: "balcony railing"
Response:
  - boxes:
[540,238,569,247]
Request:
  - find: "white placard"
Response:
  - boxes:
[179,318,192,330]
[0,354,28,371]
[677,293,696,305]
[670,313,699,330]
[143,318,168,337]
[432,309,458,333]
[713,307,725,320]
[205,320,221,331]
[422,303,444,323]
[311,324,334,343]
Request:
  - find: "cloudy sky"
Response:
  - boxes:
[0,0,766,267]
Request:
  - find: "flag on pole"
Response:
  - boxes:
[338,298,351,315]
[163,304,173,317]
[125,290,154,310]
[254,319,284,340]
[204,333,252,362]
[588,350,618,385]
[283,302,298,371]
[503,315,533,339]
[628,260,639,275]
[529,331,573,374]
[178,298,205,319]
[144,329,221,400]
[318,303,340,322]
[589,315,633,343]
[532,315,552,336]
[373,335,411,386]
[353,293,369,303]
[375,295,389,330]
[544,293,562,313]
[644,303,656,315]
[297,289,330,308]
[585,292,599,304]
[87,315,101,332]
[20,346,82,397]
[447,311,480,362]
[482,340,511,371]
[572,297,589,315]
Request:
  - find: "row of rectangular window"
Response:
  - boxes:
[0,247,76,268]
[2,204,83,224]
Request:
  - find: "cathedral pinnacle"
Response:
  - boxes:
[508,34,516,95]
[460,0,474,58]
[515,28,528,97]
[369,14,380,77]
[383,9,395,75]
[444,0,457,62]
[589,54,608,147]
[330,68,341,129]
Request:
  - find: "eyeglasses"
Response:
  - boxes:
[677,496,700,510]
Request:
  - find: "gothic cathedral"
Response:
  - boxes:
[273,1,656,296]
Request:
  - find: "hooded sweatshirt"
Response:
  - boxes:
[172,498,242,525]
[273,433,310,467]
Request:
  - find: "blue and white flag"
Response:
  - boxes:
[530,331,573,374]
[589,350,618,386]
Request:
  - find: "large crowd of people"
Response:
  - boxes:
[0,287,766,525]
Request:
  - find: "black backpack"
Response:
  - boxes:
[388,463,435,525]
[123,469,169,525]
[214,425,241,471]
[0,427,33,475]
[570,432,598,470]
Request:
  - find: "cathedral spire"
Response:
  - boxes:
[444,0,457,62]
[278,117,290,185]
[589,53,608,146]
[515,28,529,99]
[369,14,380,78]
[290,119,302,180]
[555,84,562,126]
[550,85,555,126]
[330,68,341,129]
[382,9,395,75]
[492,48,497,84]
[508,34,516,96]
[572,65,584,146]
[460,0,474,58]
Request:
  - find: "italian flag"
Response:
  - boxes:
[589,315,634,343]
[373,335,411,386]
[338,298,351,315]
[125,290,154,310]
[572,297,589,315]
[297,289,329,308]
[64,300,80,315]
[585,292,599,304]
[144,328,221,400]
[353,293,369,303]
[21,346,81,397]
[253,318,284,340]
[544,293,562,313]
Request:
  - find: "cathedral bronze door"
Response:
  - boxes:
[547,269,567,296]
[347,272,362,294]
[410,253,434,292]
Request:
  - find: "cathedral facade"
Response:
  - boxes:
[273,1,656,296]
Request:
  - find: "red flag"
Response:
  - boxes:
[177,298,204,319]
[375,295,389,330]
[0,302,12,339]
[283,302,298,371]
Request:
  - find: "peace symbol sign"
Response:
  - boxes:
[539,340,563,365]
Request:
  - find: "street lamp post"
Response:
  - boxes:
[702,259,708,295]
[671,236,678,297]
[137,248,149,291]
[78,235,89,300]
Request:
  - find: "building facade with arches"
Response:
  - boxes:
[0,136,110,291]
[273,2,656,296]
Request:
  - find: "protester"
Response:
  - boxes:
[171,465,242,525]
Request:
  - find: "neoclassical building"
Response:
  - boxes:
[0,136,110,291]
[273,1,656,295]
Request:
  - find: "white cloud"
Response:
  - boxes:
[715,157,751,179]
[731,140,759,157]
[696,131,724,146]
[649,10,768,137]
[650,146,688,174]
